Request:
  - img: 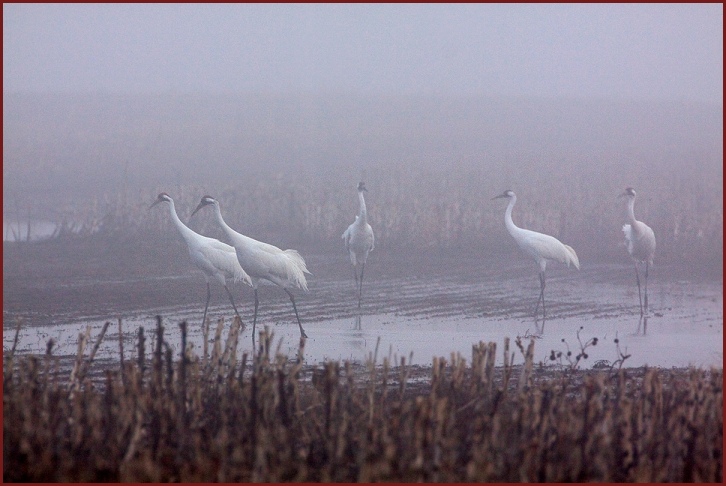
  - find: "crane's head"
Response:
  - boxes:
[618,187,637,199]
[149,192,172,209]
[492,189,515,200]
[191,195,217,217]
[357,181,367,192]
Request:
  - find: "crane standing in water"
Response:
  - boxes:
[342,182,375,309]
[191,196,311,343]
[619,187,656,316]
[149,193,251,328]
[493,190,580,326]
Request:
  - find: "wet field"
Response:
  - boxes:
[4,243,722,371]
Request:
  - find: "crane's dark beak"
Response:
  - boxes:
[191,200,208,217]
[149,199,162,210]
[492,192,508,200]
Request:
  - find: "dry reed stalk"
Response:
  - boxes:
[68,325,91,393]
[76,321,111,385]
[9,319,22,358]
[219,316,242,382]
[178,321,188,402]
[117,318,124,369]
[501,337,514,391]
[208,317,225,377]
[137,326,146,375]
[202,315,210,367]
[517,337,535,392]
[3,327,722,482]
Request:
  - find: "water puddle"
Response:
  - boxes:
[4,261,722,370]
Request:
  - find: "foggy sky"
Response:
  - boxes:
[3,3,723,104]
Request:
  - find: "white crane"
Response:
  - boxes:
[191,196,311,342]
[619,187,656,316]
[342,181,375,309]
[149,192,252,328]
[493,190,580,324]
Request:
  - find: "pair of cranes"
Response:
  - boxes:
[150,192,311,344]
[151,184,654,342]
[493,187,655,324]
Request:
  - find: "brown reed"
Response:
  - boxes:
[3,321,722,482]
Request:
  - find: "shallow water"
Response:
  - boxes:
[4,254,722,370]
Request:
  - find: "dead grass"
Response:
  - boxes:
[3,318,723,482]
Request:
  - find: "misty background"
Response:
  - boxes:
[3,4,723,273]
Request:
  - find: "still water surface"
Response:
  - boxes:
[4,257,721,370]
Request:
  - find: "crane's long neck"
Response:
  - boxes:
[504,195,521,237]
[212,202,238,240]
[167,200,196,243]
[626,197,638,225]
[357,191,368,224]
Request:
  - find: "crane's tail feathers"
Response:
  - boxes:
[283,249,311,291]
[563,244,580,270]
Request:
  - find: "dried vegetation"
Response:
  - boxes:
[3,318,722,482]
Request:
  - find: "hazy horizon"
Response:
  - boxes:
[3,4,722,267]
[4,4,723,104]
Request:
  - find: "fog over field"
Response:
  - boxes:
[4,92,723,267]
[2,5,722,265]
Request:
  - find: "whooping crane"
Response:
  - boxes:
[342,181,375,309]
[493,190,580,325]
[149,192,251,328]
[619,187,656,316]
[191,196,311,343]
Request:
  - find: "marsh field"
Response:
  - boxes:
[3,94,723,481]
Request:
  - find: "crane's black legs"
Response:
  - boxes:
[534,271,546,326]
[358,262,366,310]
[634,263,643,316]
[223,284,244,327]
[203,282,244,331]
[202,282,211,328]
[251,288,307,347]
[644,261,650,315]
[285,289,308,339]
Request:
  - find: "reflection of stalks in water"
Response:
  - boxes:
[353,313,362,331]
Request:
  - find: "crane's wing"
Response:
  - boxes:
[252,247,311,291]
[622,224,634,254]
[623,222,656,263]
[342,217,358,242]
[342,222,354,252]
[199,239,253,286]
[521,230,580,270]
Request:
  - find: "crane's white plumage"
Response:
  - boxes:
[192,195,311,341]
[620,187,655,316]
[342,181,374,308]
[150,192,251,327]
[493,190,580,325]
